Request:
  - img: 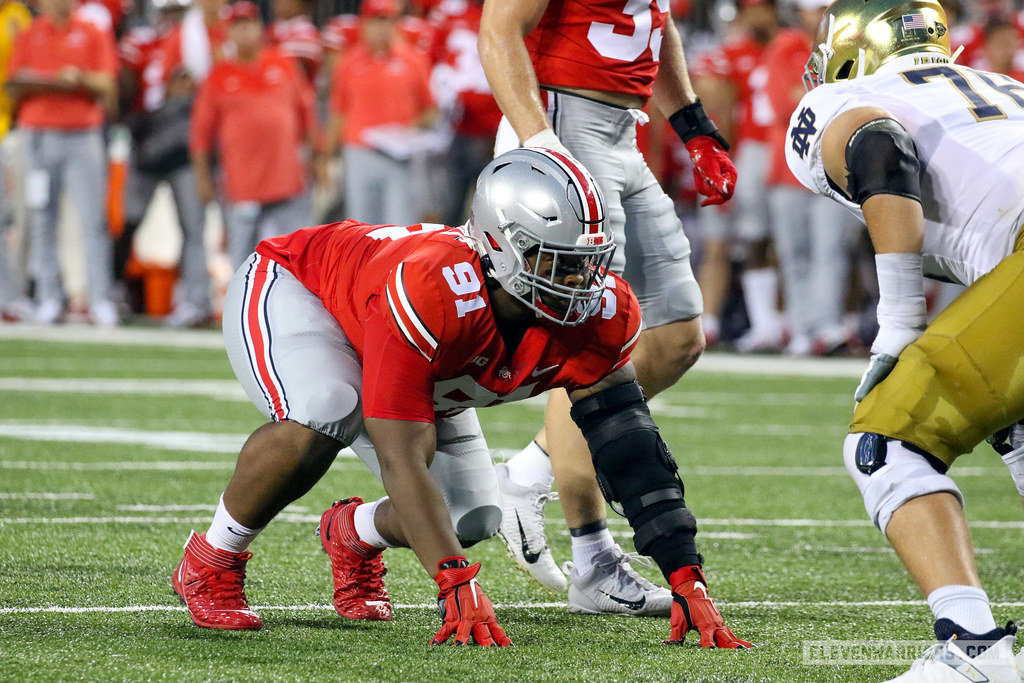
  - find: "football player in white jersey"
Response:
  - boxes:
[786,0,1024,679]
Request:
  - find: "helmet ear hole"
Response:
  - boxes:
[835,60,855,80]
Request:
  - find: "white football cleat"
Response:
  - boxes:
[564,544,672,617]
[887,621,1019,683]
[495,462,567,592]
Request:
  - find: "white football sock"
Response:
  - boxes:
[927,584,997,634]
[570,528,614,576]
[205,495,263,553]
[352,496,393,549]
[506,440,555,489]
[741,267,780,332]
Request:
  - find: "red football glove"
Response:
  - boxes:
[664,565,751,648]
[686,136,737,207]
[430,557,512,647]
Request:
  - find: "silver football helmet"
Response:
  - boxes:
[467,147,616,326]
[803,0,952,90]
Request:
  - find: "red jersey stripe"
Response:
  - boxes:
[385,262,438,359]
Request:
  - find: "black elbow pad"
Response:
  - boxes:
[844,118,922,205]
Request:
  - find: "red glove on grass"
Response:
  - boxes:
[430,557,512,647]
[665,565,751,648]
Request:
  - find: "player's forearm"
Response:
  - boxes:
[80,71,116,101]
[478,1,550,142]
[650,18,698,118]
[366,418,464,577]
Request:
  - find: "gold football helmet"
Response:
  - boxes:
[803,0,952,89]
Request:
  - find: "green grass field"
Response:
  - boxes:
[1,325,1021,682]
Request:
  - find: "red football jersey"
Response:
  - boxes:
[762,28,808,188]
[256,221,642,422]
[119,25,168,113]
[695,36,771,144]
[428,0,502,138]
[322,14,435,57]
[525,0,669,100]
[267,15,323,81]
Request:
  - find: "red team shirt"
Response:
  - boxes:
[428,0,502,138]
[267,15,323,81]
[119,25,169,113]
[695,37,772,145]
[762,28,809,187]
[256,221,642,423]
[190,48,318,203]
[526,0,668,99]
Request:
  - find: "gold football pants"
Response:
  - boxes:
[852,236,1024,466]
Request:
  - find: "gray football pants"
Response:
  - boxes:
[769,185,855,338]
[23,128,111,306]
[124,164,211,312]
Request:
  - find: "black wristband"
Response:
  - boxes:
[668,100,729,151]
[438,556,469,571]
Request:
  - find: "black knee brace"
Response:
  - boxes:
[570,382,701,577]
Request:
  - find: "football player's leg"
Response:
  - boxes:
[846,249,1024,637]
[570,380,748,643]
[428,409,502,546]
[173,254,364,629]
[220,255,364,531]
[807,196,854,352]
[769,185,813,353]
[695,206,733,347]
[731,141,785,353]
[618,171,705,394]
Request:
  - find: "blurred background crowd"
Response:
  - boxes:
[0,0,1013,353]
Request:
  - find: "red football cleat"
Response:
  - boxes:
[317,498,391,621]
[172,531,262,630]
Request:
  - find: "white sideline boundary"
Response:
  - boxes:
[0,324,866,377]
[4,600,1024,615]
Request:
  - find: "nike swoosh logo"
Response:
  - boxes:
[515,512,542,564]
[693,582,708,599]
[600,591,646,611]
[531,364,558,377]
[226,526,249,538]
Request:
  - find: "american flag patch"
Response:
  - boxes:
[902,13,927,30]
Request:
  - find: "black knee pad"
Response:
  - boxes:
[571,382,701,573]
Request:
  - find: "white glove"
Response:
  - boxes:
[1001,423,1024,496]
[856,253,927,403]
[523,128,572,157]
[1003,445,1024,496]
[855,320,927,401]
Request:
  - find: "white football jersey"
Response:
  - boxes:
[786,54,1024,286]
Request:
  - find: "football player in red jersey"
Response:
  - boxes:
[172,148,744,647]
[477,0,749,645]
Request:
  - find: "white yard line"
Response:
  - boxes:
[0,378,246,401]
[0,492,94,500]
[0,324,865,377]
[0,424,249,453]
[0,324,224,349]
[3,600,1024,615]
